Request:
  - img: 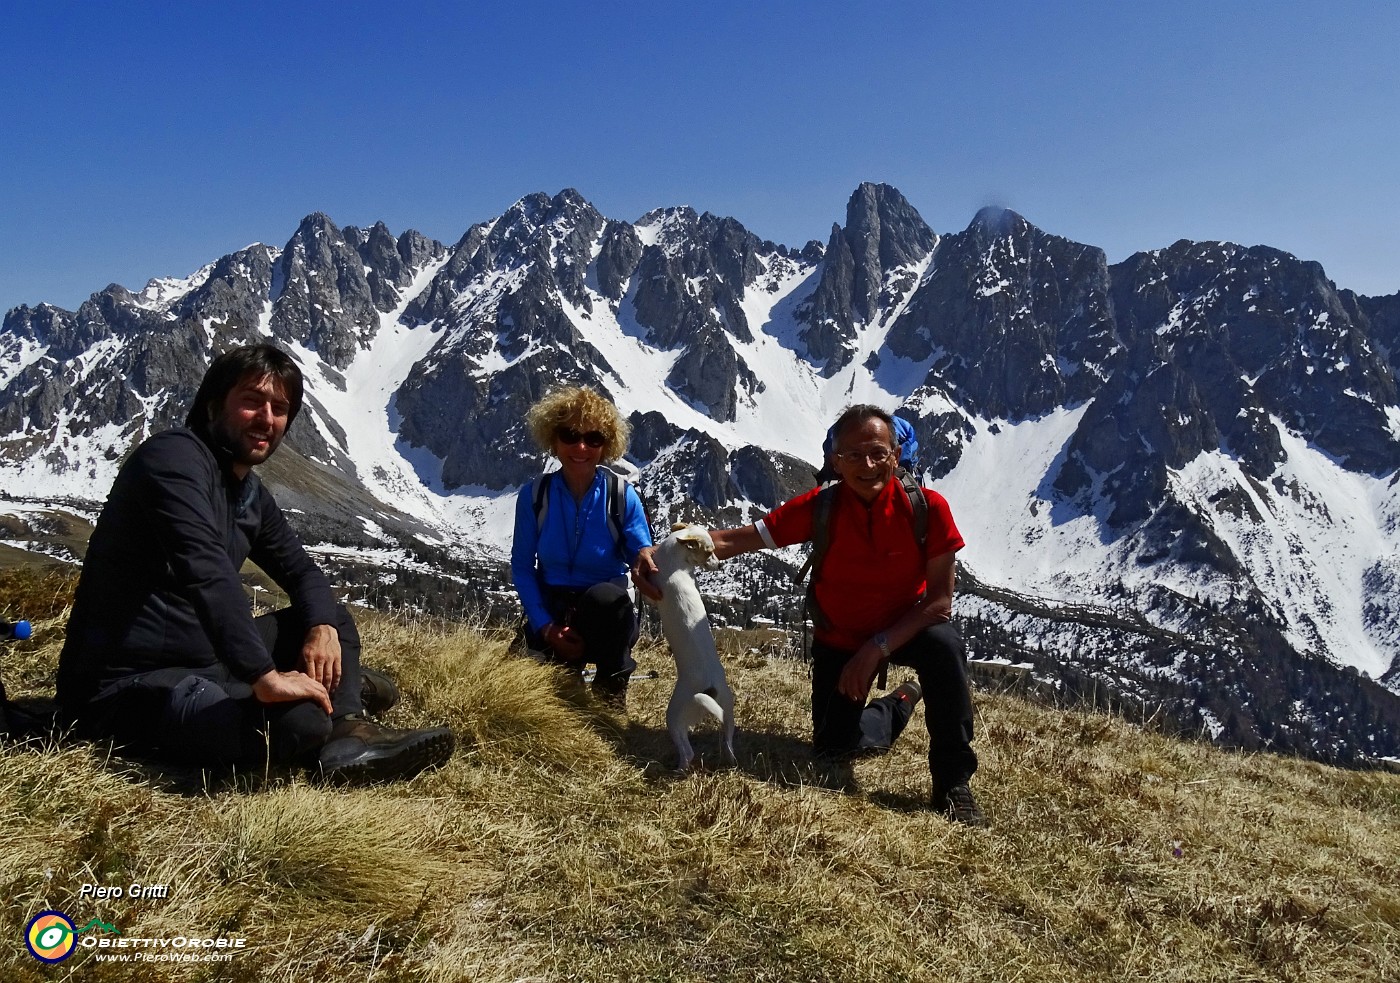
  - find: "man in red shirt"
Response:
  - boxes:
[635,405,984,825]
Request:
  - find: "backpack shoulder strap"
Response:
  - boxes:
[898,468,928,551]
[797,474,926,583]
[795,481,839,584]
[532,472,553,533]
[536,468,637,558]
[603,468,626,554]
[796,481,841,633]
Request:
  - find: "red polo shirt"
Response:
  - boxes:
[757,479,964,651]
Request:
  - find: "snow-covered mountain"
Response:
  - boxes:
[3,184,1398,762]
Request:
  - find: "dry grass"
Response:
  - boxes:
[1,590,1397,982]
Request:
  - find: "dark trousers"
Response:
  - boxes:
[525,582,637,695]
[79,605,363,768]
[811,622,977,792]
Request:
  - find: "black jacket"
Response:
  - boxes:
[56,428,337,711]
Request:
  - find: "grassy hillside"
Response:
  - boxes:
[1,569,1397,982]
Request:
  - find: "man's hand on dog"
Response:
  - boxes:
[631,546,663,600]
[542,623,585,661]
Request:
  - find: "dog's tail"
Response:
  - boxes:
[693,691,725,724]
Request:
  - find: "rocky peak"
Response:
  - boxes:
[1,303,90,359]
[797,184,937,374]
[624,209,770,420]
[967,204,1027,239]
[401,221,496,328]
[1110,240,1399,476]
[348,221,407,310]
[270,213,384,369]
[636,206,702,255]
[175,245,278,339]
[887,209,1117,420]
[844,182,937,322]
[397,228,443,270]
[595,221,644,301]
[341,221,446,312]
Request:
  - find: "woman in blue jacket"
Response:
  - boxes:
[512,386,652,706]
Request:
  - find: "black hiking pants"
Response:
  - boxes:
[810,622,977,792]
[77,605,363,768]
[524,581,637,696]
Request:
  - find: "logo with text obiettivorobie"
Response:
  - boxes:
[24,910,118,963]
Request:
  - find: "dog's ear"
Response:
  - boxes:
[671,522,688,532]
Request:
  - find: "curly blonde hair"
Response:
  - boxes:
[525,385,630,462]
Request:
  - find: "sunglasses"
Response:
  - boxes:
[834,446,894,465]
[556,426,606,448]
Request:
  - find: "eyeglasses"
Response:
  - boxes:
[556,426,607,448]
[834,446,894,465]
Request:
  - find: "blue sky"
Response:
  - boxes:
[2,0,1397,316]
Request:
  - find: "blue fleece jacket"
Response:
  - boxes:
[510,469,652,632]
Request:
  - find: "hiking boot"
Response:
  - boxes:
[891,680,922,706]
[316,714,454,785]
[933,783,988,827]
[359,666,400,717]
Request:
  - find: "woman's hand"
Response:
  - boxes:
[543,623,585,661]
[631,547,663,600]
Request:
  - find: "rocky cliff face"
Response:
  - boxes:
[887,206,1119,421]
[0,215,446,481]
[800,182,936,373]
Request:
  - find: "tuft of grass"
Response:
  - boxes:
[208,786,484,908]
[0,567,74,690]
[0,566,77,625]
[358,615,620,770]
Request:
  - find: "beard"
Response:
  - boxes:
[210,417,282,470]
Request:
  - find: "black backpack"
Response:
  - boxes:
[0,673,11,737]
[2,619,50,739]
[794,469,930,635]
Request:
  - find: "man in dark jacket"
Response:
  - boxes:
[56,345,453,783]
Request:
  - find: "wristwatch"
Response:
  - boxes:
[873,632,891,659]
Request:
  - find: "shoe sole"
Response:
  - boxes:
[318,728,454,785]
[935,803,990,827]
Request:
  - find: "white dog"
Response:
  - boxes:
[646,523,737,771]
